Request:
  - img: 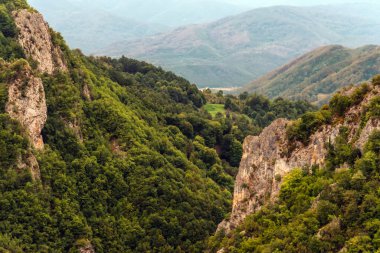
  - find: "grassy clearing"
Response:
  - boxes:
[203,103,226,118]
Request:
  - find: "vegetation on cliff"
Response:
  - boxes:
[208,80,380,253]
[4,1,378,252]
[209,129,380,252]
[0,1,317,252]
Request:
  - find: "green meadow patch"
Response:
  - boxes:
[204,103,226,117]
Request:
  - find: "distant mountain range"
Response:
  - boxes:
[28,0,168,53]
[99,4,380,88]
[69,0,248,27]
[28,0,249,53]
[241,45,380,105]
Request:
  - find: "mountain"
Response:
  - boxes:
[0,1,315,252]
[2,1,380,252]
[229,0,380,7]
[28,0,249,53]
[100,4,380,88]
[1,1,233,251]
[212,79,380,252]
[65,0,248,27]
[27,0,169,53]
[242,45,380,105]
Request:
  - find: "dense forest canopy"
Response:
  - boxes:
[0,1,318,252]
[2,0,379,252]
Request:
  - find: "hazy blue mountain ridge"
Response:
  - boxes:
[99,4,380,88]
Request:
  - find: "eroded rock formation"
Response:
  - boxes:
[5,62,47,150]
[78,242,96,253]
[2,9,70,180]
[218,84,380,233]
[16,152,41,181]
[13,9,67,74]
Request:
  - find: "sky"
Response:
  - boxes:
[223,0,378,7]
[28,0,380,53]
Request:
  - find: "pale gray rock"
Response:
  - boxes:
[6,63,47,150]
[13,9,67,74]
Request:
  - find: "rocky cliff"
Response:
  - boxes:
[5,8,69,148]
[218,83,380,233]
[5,61,47,150]
[13,9,67,74]
[78,241,96,253]
[1,8,70,180]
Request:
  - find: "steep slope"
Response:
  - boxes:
[212,79,380,252]
[4,60,47,150]
[0,3,320,252]
[100,4,380,88]
[13,9,67,74]
[242,45,380,105]
[0,1,238,252]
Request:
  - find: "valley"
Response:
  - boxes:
[0,0,379,252]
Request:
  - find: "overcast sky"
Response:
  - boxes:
[223,0,379,7]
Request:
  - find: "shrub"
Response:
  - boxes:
[368,97,380,119]
[351,83,370,105]
[372,75,380,86]
[329,94,352,116]
[0,5,17,37]
[287,109,332,144]
[0,83,7,112]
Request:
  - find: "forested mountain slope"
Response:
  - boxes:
[242,45,380,105]
[100,4,380,88]
[0,1,315,252]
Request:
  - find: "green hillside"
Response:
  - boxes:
[242,45,380,105]
[2,0,380,252]
[0,1,315,252]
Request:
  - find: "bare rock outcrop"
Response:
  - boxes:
[16,152,41,181]
[316,217,342,241]
[13,9,67,74]
[79,244,96,253]
[76,240,96,253]
[356,118,380,150]
[5,62,47,150]
[218,84,380,233]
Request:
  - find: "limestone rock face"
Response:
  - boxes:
[5,64,47,150]
[79,243,96,253]
[17,152,41,181]
[218,84,380,233]
[13,9,67,74]
[356,118,380,150]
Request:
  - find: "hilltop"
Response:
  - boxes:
[28,0,248,53]
[242,45,380,105]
